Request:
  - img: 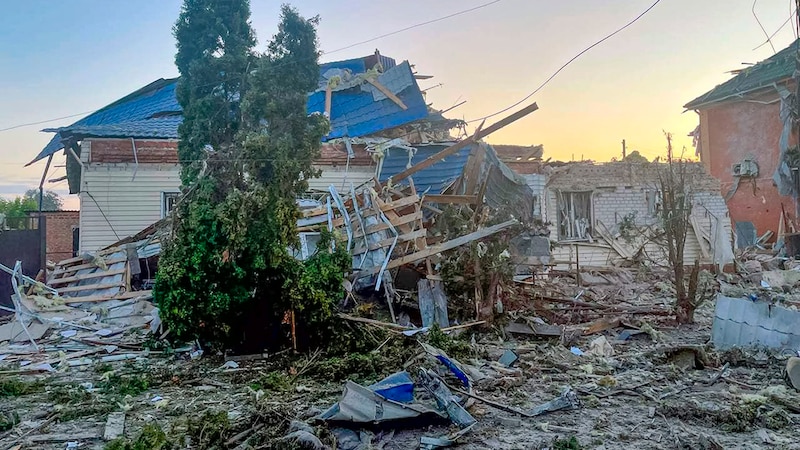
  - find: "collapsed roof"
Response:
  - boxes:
[29,51,435,166]
[684,39,800,110]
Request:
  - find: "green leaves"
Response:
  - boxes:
[156,3,345,351]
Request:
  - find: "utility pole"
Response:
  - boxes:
[795,1,800,217]
[622,139,627,160]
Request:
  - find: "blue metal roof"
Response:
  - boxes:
[378,143,472,195]
[308,61,428,141]
[29,78,181,164]
[30,53,427,165]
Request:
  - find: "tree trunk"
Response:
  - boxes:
[676,260,700,324]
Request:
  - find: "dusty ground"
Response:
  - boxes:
[1,294,798,450]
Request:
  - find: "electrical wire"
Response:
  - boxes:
[323,0,502,55]
[753,6,797,50]
[0,110,98,133]
[0,0,503,134]
[752,0,777,54]
[465,0,662,124]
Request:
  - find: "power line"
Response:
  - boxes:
[324,0,502,55]
[465,0,662,124]
[0,110,98,133]
[753,6,797,50]
[0,1,503,134]
[752,0,777,53]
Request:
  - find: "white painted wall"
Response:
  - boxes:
[306,165,375,193]
[79,141,180,252]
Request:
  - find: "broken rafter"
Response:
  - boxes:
[388,102,539,184]
[365,78,408,110]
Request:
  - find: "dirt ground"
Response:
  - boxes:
[1,292,798,450]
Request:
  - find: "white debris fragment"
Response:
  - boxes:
[60,329,78,338]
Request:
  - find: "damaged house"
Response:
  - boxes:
[685,39,800,245]
[22,51,538,302]
[543,161,734,270]
[27,52,534,254]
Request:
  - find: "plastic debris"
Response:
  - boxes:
[570,347,583,356]
[367,371,415,403]
[498,349,519,367]
[528,386,581,416]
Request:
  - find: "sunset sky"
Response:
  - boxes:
[1,0,797,210]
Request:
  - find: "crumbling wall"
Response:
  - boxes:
[545,182,733,270]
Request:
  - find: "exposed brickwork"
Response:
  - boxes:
[89,139,178,164]
[28,211,79,263]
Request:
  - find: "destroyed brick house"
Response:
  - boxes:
[541,162,734,271]
[685,39,800,246]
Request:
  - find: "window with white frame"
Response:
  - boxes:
[557,191,592,241]
[162,192,180,218]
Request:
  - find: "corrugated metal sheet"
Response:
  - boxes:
[712,295,800,351]
[378,143,471,195]
[308,62,429,140]
[33,55,426,164]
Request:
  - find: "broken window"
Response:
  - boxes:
[162,192,179,218]
[290,232,322,260]
[557,191,592,240]
[646,189,663,216]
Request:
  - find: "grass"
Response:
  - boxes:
[0,378,43,397]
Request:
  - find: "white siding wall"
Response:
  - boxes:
[307,165,375,193]
[78,152,377,252]
[79,163,180,252]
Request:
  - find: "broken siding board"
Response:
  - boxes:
[51,257,128,276]
[57,282,125,295]
[61,290,152,304]
[49,268,127,285]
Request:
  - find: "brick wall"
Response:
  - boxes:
[89,139,178,164]
[29,211,79,263]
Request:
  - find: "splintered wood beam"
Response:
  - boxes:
[366,78,408,110]
[358,219,518,277]
[388,102,539,184]
[423,194,478,205]
[325,84,332,117]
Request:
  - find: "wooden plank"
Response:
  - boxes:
[352,229,427,255]
[49,268,127,286]
[353,211,422,238]
[57,282,124,294]
[424,194,478,205]
[365,78,408,110]
[389,102,539,184]
[51,257,128,276]
[358,220,518,276]
[62,290,153,304]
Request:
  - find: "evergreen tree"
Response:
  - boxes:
[156,2,348,351]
